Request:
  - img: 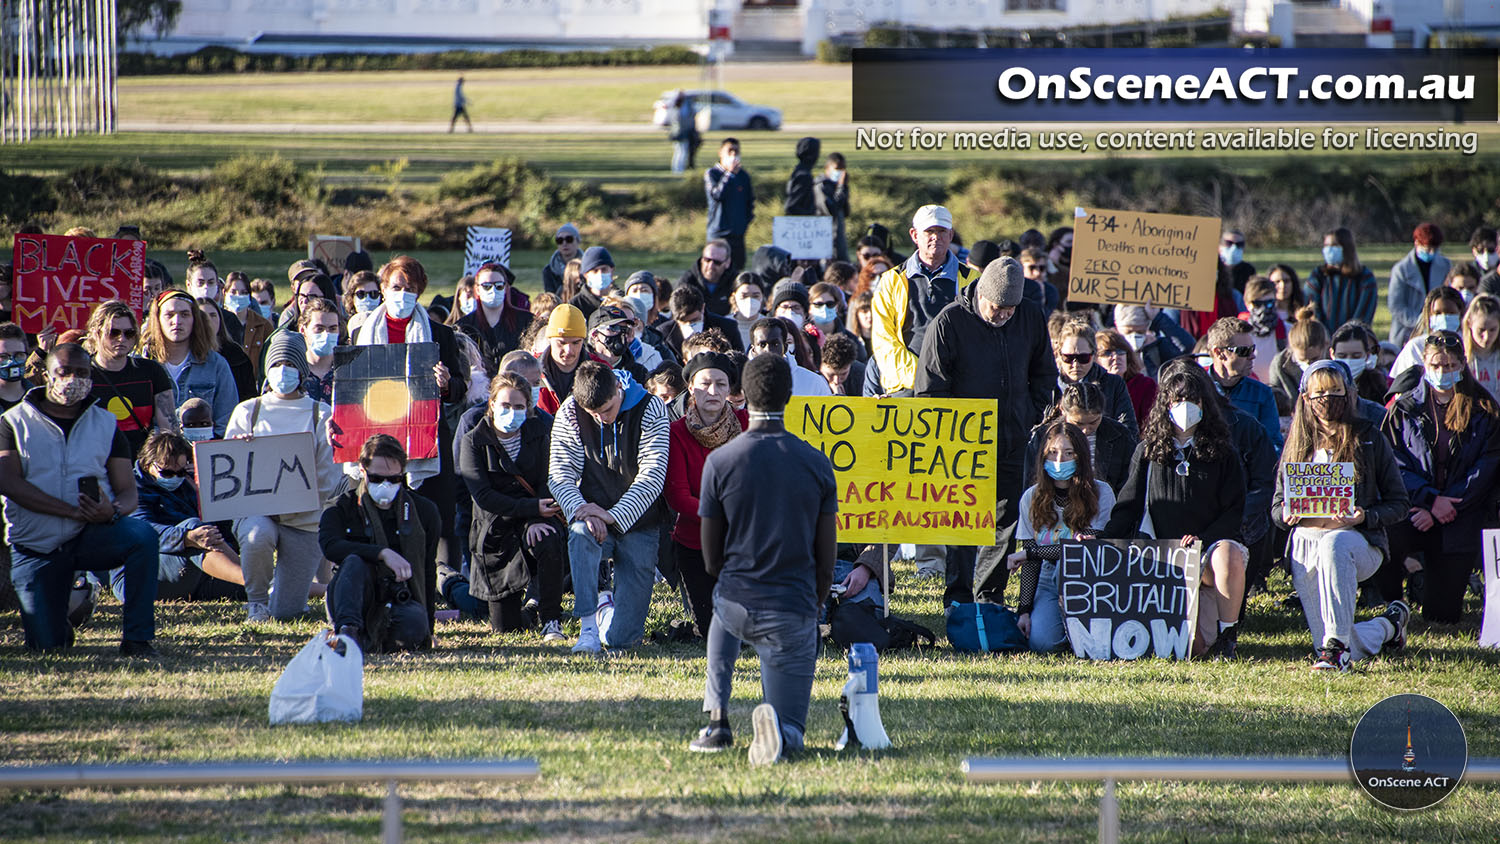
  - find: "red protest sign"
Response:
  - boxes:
[10,234,147,333]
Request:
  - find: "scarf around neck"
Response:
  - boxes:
[685,401,741,449]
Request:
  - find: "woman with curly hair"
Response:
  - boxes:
[1007,420,1115,653]
[1104,359,1248,658]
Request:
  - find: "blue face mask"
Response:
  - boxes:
[354,293,380,314]
[1219,244,1243,267]
[266,364,302,396]
[385,289,418,319]
[1322,245,1343,266]
[1425,368,1461,391]
[1415,247,1436,263]
[810,304,838,325]
[257,303,275,320]
[155,474,185,492]
[494,406,525,433]
[1044,459,1077,481]
[309,331,338,357]
[225,293,254,314]
[1430,313,1461,334]
[0,360,23,383]
[182,426,214,443]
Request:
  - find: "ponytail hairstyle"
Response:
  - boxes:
[1027,420,1100,536]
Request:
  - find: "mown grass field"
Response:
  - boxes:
[3,567,1499,843]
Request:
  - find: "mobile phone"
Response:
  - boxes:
[77,476,100,501]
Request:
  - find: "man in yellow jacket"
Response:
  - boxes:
[870,205,977,394]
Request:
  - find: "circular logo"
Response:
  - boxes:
[1350,694,1466,811]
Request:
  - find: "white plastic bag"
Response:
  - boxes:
[269,631,363,725]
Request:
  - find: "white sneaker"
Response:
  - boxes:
[572,620,602,654]
[246,602,271,623]
[541,620,566,643]
[748,703,783,766]
[595,592,615,645]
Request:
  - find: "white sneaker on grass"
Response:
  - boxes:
[246,602,271,623]
[748,703,783,766]
[572,618,602,654]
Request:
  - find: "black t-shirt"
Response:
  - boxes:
[0,383,29,413]
[91,357,173,455]
[0,401,131,460]
[699,429,838,616]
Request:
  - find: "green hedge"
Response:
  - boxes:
[119,45,701,76]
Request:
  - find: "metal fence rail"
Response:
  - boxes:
[0,759,539,844]
[964,757,1500,844]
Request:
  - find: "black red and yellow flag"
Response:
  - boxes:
[330,344,440,463]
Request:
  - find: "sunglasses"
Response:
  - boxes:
[556,236,575,244]
[1307,392,1346,401]
[365,472,403,485]
[858,251,882,260]
[1426,332,1463,350]
[107,328,138,340]
[1218,345,1255,358]
[701,256,727,265]
[353,290,381,301]
[477,281,504,292]
[156,467,193,478]
[1222,239,1245,247]
[1060,353,1093,364]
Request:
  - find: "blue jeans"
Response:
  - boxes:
[703,596,817,753]
[567,520,658,648]
[11,519,159,649]
[1028,560,1068,653]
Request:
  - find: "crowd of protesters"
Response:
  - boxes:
[0,139,1495,762]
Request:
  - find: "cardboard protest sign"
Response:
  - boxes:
[10,233,146,333]
[1281,461,1356,519]
[1067,207,1219,312]
[329,343,440,463]
[463,226,511,276]
[1480,530,1500,648]
[773,216,835,260]
[785,396,998,545]
[308,235,361,275]
[193,432,320,522]
[1061,539,1201,660]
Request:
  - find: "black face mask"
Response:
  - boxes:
[0,360,22,383]
[601,331,629,358]
[1311,395,1346,421]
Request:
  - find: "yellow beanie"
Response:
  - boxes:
[546,304,586,339]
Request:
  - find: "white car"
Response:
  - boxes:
[652,89,782,131]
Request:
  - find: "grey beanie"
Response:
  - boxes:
[263,329,310,383]
[976,256,1026,308]
[580,245,614,276]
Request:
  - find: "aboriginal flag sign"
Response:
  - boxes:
[330,344,440,463]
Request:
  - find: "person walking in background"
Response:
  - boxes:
[705,138,754,275]
[670,91,696,174]
[449,76,472,133]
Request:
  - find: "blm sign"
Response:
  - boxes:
[1061,539,1201,660]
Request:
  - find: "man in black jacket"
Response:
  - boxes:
[320,434,441,655]
[783,136,821,216]
[676,240,735,317]
[661,284,743,358]
[916,257,1057,607]
[454,262,533,379]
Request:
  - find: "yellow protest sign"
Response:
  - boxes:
[1068,207,1220,312]
[1282,461,1356,519]
[785,396,999,545]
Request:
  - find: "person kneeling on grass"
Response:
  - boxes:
[690,354,838,764]
[0,343,159,655]
[319,434,440,654]
[225,331,341,622]
[1273,360,1411,671]
[115,429,246,603]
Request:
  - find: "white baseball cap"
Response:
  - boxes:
[911,204,954,232]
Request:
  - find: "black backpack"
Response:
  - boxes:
[828,596,936,653]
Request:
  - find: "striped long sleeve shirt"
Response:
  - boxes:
[547,394,670,533]
[1306,265,1377,329]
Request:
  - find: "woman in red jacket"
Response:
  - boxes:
[665,352,749,637]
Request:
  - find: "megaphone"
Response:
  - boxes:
[836,642,891,751]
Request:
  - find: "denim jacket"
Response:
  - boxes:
[170,351,238,436]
